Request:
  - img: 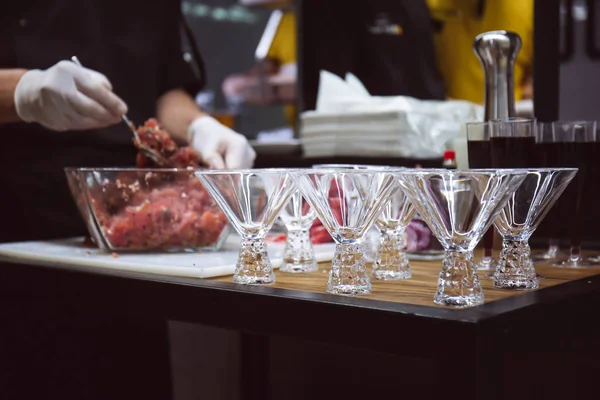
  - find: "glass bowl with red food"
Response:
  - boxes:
[64,118,230,252]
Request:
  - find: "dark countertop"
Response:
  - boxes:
[1,255,600,399]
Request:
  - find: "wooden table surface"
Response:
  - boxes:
[214,252,600,309]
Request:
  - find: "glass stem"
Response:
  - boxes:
[234,237,274,285]
[327,241,371,295]
[434,249,484,307]
[476,229,497,271]
[547,238,560,258]
[494,237,538,290]
[281,228,317,273]
[372,229,411,280]
[361,228,377,262]
[569,240,582,262]
[483,229,494,258]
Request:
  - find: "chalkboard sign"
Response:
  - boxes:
[182,0,287,137]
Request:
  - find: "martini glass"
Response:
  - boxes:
[531,123,567,262]
[396,169,527,307]
[311,164,415,279]
[311,164,392,262]
[551,120,599,267]
[291,169,398,295]
[278,189,318,273]
[196,169,296,284]
[492,168,577,289]
[371,183,416,280]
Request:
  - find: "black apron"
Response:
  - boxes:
[299,0,445,111]
[0,125,137,243]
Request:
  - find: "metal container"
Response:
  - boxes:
[473,30,522,121]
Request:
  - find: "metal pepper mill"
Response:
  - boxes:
[473,30,522,121]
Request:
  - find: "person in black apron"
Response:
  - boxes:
[299,0,445,111]
[0,1,254,398]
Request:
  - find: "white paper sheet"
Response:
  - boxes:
[0,234,336,279]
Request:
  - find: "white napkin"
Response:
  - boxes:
[344,72,371,97]
[304,70,484,159]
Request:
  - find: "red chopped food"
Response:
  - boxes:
[266,233,287,243]
[87,169,228,250]
[82,119,228,251]
[112,252,119,258]
[133,118,203,168]
[267,223,332,245]
[309,224,332,244]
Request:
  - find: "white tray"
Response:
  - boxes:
[0,234,336,279]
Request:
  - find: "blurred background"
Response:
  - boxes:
[182,0,291,140]
[179,0,600,249]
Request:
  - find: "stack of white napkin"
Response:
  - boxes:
[300,71,483,161]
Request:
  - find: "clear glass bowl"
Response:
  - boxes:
[65,167,230,252]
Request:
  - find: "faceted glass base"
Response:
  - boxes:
[493,239,539,290]
[327,242,371,295]
[280,229,317,273]
[434,292,485,308]
[234,274,275,285]
[475,255,498,271]
[493,274,539,289]
[233,237,275,285]
[372,269,412,280]
[484,272,544,281]
[372,231,411,281]
[327,283,371,295]
[281,262,318,273]
[435,250,484,308]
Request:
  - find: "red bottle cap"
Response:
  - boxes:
[444,149,456,160]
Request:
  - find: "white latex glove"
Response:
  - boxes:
[14,60,127,131]
[188,115,256,169]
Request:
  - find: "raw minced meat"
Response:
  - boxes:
[89,172,228,250]
[134,118,203,168]
[83,118,228,250]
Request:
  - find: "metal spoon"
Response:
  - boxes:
[70,56,169,166]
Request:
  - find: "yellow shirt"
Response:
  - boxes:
[266,11,296,65]
[426,0,533,104]
[266,12,297,126]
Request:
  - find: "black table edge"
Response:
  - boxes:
[3,256,599,325]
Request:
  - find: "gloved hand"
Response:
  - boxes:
[188,115,256,169]
[14,60,127,131]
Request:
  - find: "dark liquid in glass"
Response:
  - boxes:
[467,141,491,168]
[581,142,600,240]
[536,142,559,168]
[490,136,537,168]
[534,143,562,240]
[489,136,537,256]
[559,142,589,246]
[467,140,494,252]
[490,136,536,255]
[590,142,600,239]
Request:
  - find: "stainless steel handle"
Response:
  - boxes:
[473,30,522,121]
[255,10,284,62]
